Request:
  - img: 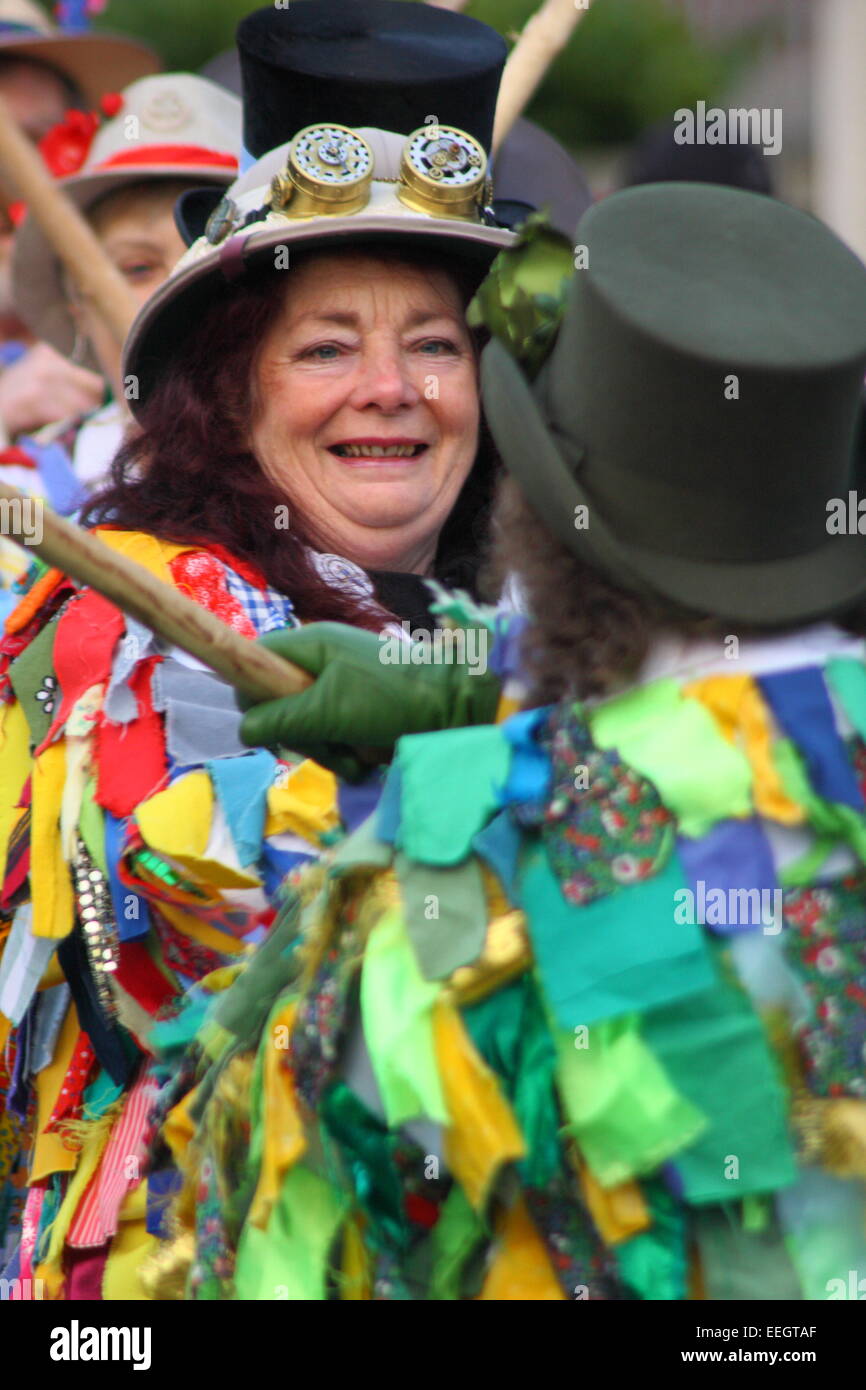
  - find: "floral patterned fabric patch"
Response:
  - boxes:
[513,704,675,905]
[782,877,866,1097]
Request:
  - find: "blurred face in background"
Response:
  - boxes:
[67,180,193,398]
[0,57,75,319]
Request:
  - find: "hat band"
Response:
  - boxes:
[95,146,238,173]
[0,22,43,34]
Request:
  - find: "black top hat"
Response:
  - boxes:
[481,182,866,628]
[237,0,507,160]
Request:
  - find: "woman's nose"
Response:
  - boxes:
[348,345,420,413]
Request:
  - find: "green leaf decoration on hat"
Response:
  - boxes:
[467,211,574,378]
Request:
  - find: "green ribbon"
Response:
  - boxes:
[463,977,561,1189]
[553,1014,707,1188]
[235,1162,348,1301]
[396,852,489,980]
[519,840,714,1028]
[615,1179,688,1302]
[639,944,796,1203]
[428,1185,486,1300]
[319,1081,409,1255]
[774,737,866,885]
[360,907,448,1127]
[396,725,511,865]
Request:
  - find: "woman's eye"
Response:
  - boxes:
[304,343,342,360]
[418,338,458,355]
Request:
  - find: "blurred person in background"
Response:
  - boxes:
[621,112,775,195]
[0,0,158,441]
[0,71,241,607]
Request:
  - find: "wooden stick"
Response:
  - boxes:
[0,96,139,347]
[0,482,312,700]
[493,0,592,155]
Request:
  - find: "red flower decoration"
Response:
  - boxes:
[38,108,100,179]
[100,92,123,119]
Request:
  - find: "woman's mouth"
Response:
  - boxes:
[328,439,428,462]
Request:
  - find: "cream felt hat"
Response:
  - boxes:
[122,123,516,417]
[12,72,242,362]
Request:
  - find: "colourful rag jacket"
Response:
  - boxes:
[0,527,359,1298]
[151,623,866,1301]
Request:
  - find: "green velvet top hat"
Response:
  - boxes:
[481,181,866,627]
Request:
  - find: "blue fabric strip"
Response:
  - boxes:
[376,763,403,844]
[337,771,385,834]
[500,707,552,805]
[472,810,523,906]
[207,749,276,869]
[18,436,87,516]
[104,810,151,942]
[758,667,864,811]
[259,842,316,900]
[676,817,779,936]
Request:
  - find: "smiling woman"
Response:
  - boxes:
[84,242,496,625]
[251,252,481,576]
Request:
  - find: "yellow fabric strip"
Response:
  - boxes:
[434,999,525,1213]
[135,770,213,860]
[0,699,31,886]
[478,1196,565,1300]
[578,1164,650,1244]
[162,1086,199,1170]
[31,999,81,1182]
[136,771,260,888]
[265,759,340,841]
[683,675,804,825]
[31,740,75,939]
[102,1183,158,1301]
[248,999,307,1230]
[495,692,523,723]
[340,1215,372,1300]
[93,529,194,584]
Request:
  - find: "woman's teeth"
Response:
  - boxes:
[332,444,422,458]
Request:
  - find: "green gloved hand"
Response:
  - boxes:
[237,622,502,780]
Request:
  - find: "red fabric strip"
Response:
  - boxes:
[95,657,166,817]
[38,591,124,756]
[111,939,177,1018]
[45,1031,96,1133]
[168,551,257,637]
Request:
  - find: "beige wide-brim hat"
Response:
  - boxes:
[13,73,242,365]
[0,0,159,106]
[123,122,516,416]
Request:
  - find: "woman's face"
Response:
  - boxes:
[248,252,480,574]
